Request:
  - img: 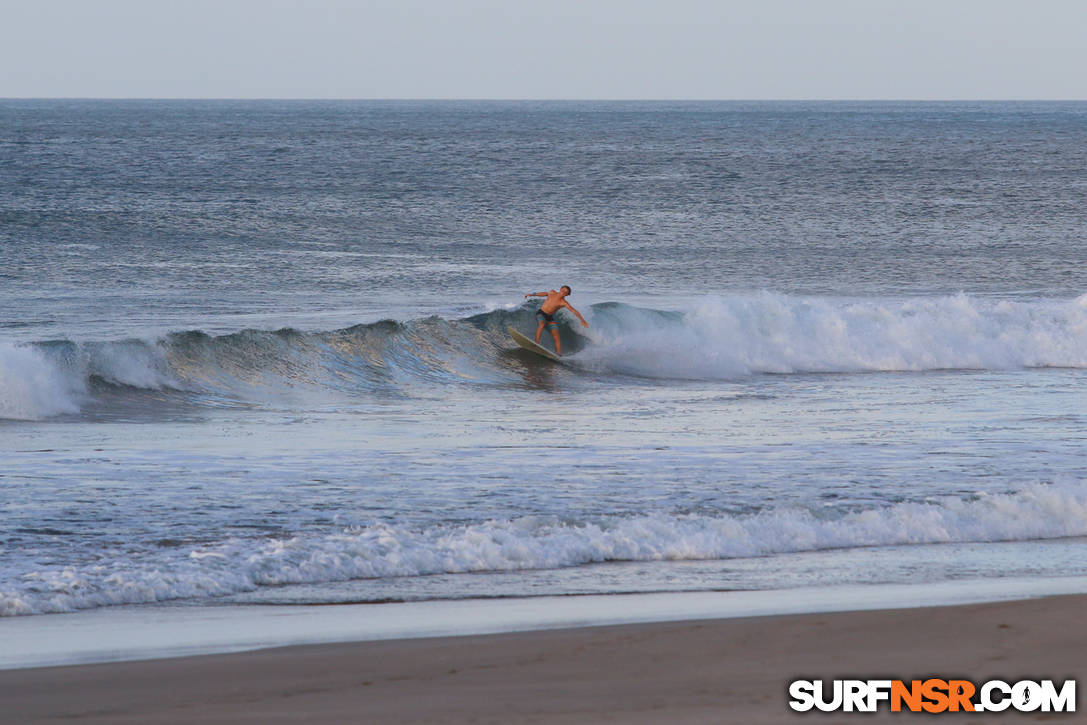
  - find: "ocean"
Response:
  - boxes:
[3,100,1087,626]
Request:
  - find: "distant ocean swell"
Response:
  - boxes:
[4,292,1087,420]
[3,481,1086,616]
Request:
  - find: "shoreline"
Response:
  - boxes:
[4,575,1087,670]
[2,593,1085,724]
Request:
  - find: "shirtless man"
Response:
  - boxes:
[523,285,589,356]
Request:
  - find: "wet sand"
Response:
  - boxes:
[2,594,1084,724]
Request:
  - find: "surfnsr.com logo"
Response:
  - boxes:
[789,679,1076,713]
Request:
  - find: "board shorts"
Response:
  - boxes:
[536,309,558,329]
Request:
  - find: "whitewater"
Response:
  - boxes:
[6,482,1087,617]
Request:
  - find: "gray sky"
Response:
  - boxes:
[2,0,1086,99]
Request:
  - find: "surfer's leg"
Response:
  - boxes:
[550,324,561,355]
[535,319,546,343]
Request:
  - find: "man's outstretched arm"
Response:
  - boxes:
[524,291,548,298]
[564,303,589,327]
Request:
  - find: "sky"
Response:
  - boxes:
[2,0,1086,99]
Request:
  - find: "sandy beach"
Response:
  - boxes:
[3,594,1084,724]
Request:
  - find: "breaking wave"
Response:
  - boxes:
[3,481,1086,616]
[5,292,1087,419]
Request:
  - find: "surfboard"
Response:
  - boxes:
[508,326,562,362]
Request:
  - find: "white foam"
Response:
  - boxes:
[576,293,1087,378]
[0,340,176,420]
[4,481,1087,616]
[0,343,84,420]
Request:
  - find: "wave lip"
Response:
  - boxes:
[3,482,1087,616]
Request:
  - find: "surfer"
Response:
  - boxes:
[523,286,588,356]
